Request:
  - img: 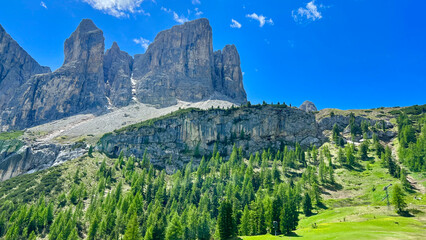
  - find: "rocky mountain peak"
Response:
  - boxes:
[0,18,247,130]
[63,19,104,69]
[110,41,120,51]
[299,100,318,112]
[213,44,246,103]
[0,24,50,122]
[132,18,246,107]
[75,19,98,32]
[104,41,133,107]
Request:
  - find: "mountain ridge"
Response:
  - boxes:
[0,18,247,131]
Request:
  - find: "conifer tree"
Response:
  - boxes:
[239,205,251,236]
[87,211,100,240]
[166,213,183,240]
[391,184,407,215]
[345,144,355,166]
[217,199,235,239]
[332,123,341,145]
[337,147,345,166]
[400,169,411,190]
[280,201,292,235]
[302,193,313,216]
[197,212,211,240]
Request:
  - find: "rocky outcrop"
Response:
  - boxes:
[132,18,247,107]
[213,45,246,102]
[104,42,133,107]
[0,139,87,181]
[1,19,108,129]
[299,100,317,113]
[98,105,323,169]
[0,18,247,130]
[0,24,50,130]
[317,114,393,132]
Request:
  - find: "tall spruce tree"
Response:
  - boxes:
[239,205,251,236]
[302,193,313,216]
[391,184,407,215]
[166,213,183,240]
[217,200,235,240]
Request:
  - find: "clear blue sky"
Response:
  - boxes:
[1,0,425,110]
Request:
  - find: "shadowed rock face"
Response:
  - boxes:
[98,106,323,170]
[104,42,133,107]
[213,45,246,102]
[1,19,108,129]
[0,18,247,130]
[0,24,50,130]
[133,18,247,107]
[299,100,318,113]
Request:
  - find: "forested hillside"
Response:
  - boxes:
[0,104,425,240]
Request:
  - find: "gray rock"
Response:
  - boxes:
[0,140,87,181]
[104,42,133,107]
[98,105,323,169]
[1,19,108,129]
[299,100,317,113]
[0,24,50,130]
[318,114,390,132]
[132,18,247,107]
[0,18,248,130]
[213,45,246,103]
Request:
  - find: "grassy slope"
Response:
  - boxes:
[242,206,426,239]
[242,156,426,240]
[242,104,426,239]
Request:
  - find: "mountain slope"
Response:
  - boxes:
[0,18,247,131]
[0,103,424,240]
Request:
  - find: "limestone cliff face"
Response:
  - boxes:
[132,18,247,107]
[0,139,87,181]
[104,42,133,107]
[0,24,51,130]
[1,19,108,129]
[213,45,246,102]
[0,18,247,130]
[98,106,322,169]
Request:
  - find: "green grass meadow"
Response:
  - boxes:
[241,206,426,240]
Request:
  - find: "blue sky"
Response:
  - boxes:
[0,0,425,110]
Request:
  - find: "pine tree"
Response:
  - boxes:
[383,146,397,177]
[46,202,54,225]
[87,212,100,240]
[345,144,355,166]
[337,147,345,166]
[239,205,251,236]
[217,200,235,240]
[197,212,211,240]
[123,214,141,240]
[311,182,322,205]
[332,123,341,145]
[166,213,183,240]
[302,193,313,216]
[400,169,411,190]
[280,201,292,235]
[28,231,37,240]
[67,228,79,240]
[359,140,369,161]
[391,184,407,215]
